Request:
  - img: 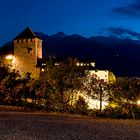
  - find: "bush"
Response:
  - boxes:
[102,105,140,119]
[74,96,89,115]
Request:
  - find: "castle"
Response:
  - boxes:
[0,27,116,109]
[11,27,42,78]
[2,27,96,79]
[0,27,115,85]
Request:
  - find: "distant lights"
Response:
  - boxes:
[76,63,80,66]
[42,63,46,66]
[77,62,94,67]
[55,63,59,66]
[137,100,140,106]
[91,62,95,67]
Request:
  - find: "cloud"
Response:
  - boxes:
[106,27,140,39]
[112,0,140,17]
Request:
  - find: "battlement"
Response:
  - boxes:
[14,38,39,43]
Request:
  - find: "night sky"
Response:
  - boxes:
[0,0,140,47]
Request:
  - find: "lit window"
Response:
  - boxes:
[91,62,95,67]
[42,63,46,66]
[76,63,80,66]
[137,100,140,106]
[55,63,59,66]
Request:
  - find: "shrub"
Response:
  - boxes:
[102,105,140,119]
[74,96,89,115]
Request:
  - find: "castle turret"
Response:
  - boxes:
[13,27,42,78]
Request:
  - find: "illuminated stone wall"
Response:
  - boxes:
[87,70,116,84]
[14,38,42,78]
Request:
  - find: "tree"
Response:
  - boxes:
[75,96,88,115]
[109,77,140,119]
[0,67,9,82]
[81,72,110,115]
[33,58,85,112]
[0,69,29,106]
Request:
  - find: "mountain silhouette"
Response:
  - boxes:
[1,32,140,77]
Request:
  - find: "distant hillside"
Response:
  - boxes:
[0,41,13,55]
[1,32,140,77]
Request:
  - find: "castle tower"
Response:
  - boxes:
[13,27,42,78]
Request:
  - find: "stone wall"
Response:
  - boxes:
[14,38,42,78]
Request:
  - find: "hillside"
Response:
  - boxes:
[1,32,140,76]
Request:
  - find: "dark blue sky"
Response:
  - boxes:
[0,0,140,46]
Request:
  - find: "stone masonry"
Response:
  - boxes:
[13,28,42,78]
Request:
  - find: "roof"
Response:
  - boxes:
[14,27,40,40]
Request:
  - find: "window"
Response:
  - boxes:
[26,47,32,54]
